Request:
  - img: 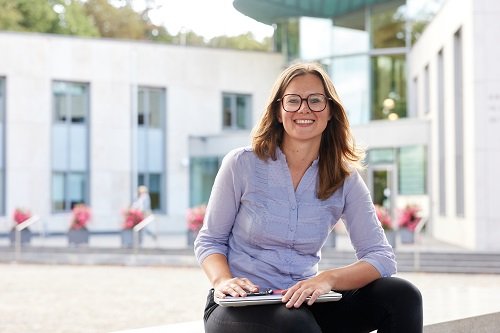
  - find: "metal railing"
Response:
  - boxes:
[14,215,40,261]
[413,217,428,271]
[132,214,155,253]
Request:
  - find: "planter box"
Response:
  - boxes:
[121,229,143,248]
[187,230,199,247]
[68,229,90,247]
[399,228,415,244]
[9,228,32,246]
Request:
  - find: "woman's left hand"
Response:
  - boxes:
[281,272,333,308]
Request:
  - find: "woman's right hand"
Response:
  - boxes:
[214,277,259,299]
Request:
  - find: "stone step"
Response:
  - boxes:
[2,245,500,274]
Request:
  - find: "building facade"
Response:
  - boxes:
[234,0,500,250]
[0,31,283,233]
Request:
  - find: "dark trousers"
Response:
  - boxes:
[204,277,422,333]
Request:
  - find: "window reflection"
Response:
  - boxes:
[0,78,4,214]
[51,81,89,212]
[138,87,163,128]
[53,81,88,123]
[371,55,406,120]
[371,0,406,49]
[222,93,251,130]
[137,86,165,212]
[189,157,221,207]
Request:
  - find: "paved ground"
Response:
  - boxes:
[2,263,500,333]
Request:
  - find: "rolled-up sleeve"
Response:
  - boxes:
[194,149,243,265]
[341,171,397,277]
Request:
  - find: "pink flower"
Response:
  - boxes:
[71,204,91,230]
[186,205,206,232]
[123,209,144,229]
[397,205,421,232]
[13,208,31,224]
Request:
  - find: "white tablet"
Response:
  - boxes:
[215,291,342,307]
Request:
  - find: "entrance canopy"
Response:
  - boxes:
[233,0,395,25]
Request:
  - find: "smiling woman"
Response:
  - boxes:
[195,62,423,333]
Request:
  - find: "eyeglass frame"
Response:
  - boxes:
[276,93,332,113]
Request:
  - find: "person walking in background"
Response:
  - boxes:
[132,185,151,215]
[131,185,155,240]
[195,62,423,332]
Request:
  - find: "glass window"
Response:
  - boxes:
[371,55,406,120]
[51,81,89,212]
[454,28,464,217]
[274,19,300,61]
[52,173,65,211]
[424,65,430,114]
[329,55,370,125]
[137,86,165,212]
[368,148,395,164]
[398,145,427,195]
[0,77,4,214]
[53,81,88,123]
[437,49,446,216]
[138,87,163,128]
[371,0,406,49]
[138,173,162,211]
[51,172,87,211]
[222,93,251,130]
[189,157,221,207]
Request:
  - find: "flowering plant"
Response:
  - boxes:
[186,204,206,232]
[70,204,91,230]
[397,204,421,232]
[375,205,393,231]
[123,208,144,229]
[13,208,32,225]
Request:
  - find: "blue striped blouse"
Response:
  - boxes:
[194,147,396,290]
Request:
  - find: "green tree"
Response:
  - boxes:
[16,0,59,33]
[53,0,100,37]
[84,0,147,39]
[0,0,23,31]
[208,32,272,51]
[0,0,271,52]
[0,0,59,32]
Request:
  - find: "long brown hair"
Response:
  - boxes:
[252,62,364,200]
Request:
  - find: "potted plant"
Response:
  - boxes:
[9,208,33,246]
[121,208,145,248]
[397,204,421,244]
[68,204,91,247]
[186,204,206,246]
[375,204,396,248]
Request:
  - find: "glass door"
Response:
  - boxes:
[368,164,397,227]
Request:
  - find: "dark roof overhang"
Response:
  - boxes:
[233,0,395,25]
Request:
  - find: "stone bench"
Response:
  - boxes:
[424,312,500,333]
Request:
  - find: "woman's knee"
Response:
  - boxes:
[387,277,422,307]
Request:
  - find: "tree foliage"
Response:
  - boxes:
[208,33,272,51]
[0,0,272,51]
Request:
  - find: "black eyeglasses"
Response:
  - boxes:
[277,93,331,112]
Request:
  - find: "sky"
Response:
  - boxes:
[145,0,275,40]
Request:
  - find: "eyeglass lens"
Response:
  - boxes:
[282,94,327,112]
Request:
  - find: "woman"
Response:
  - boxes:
[195,62,423,332]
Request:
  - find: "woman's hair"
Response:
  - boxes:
[252,62,365,200]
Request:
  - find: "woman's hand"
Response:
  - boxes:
[282,272,333,308]
[214,277,259,299]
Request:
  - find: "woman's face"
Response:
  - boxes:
[277,73,331,145]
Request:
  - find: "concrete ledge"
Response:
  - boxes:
[424,312,500,333]
[113,312,500,333]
